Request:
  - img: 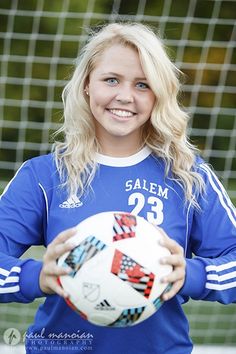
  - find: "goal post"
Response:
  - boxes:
[0,0,235,349]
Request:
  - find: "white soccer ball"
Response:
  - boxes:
[57,211,172,327]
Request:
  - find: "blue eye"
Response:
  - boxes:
[105,78,118,85]
[136,82,149,89]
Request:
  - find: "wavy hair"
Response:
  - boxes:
[53,22,204,207]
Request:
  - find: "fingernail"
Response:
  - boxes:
[163,294,169,301]
[66,267,73,274]
[61,265,73,274]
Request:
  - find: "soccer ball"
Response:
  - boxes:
[57,211,172,327]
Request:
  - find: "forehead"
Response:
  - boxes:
[92,44,145,76]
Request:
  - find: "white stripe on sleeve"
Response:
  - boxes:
[0,266,21,294]
[205,261,236,291]
[200,164,236,227]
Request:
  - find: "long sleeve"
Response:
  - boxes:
[180,163,236,304]
[0,160,46,303]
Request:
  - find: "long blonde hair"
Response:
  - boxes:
[53,22,204,206]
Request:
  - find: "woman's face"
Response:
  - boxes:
[86,44,156,156]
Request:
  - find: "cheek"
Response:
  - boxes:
[89,92,109,121]
[141,95,156,115]
[149,94,156,111]
[89,88,110,108]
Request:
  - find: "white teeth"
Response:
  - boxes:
[109,109,134,117]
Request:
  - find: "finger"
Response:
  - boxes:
[43,262,72,276]
[160,237,183,255]
[161,267,185,284]
[50,277,69,298]
[162,281,183,301]
[45,239,77,261]
[160,254,186,267]
[155,227,183,254]
[52,227,77,246]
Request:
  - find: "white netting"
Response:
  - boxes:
[0,0,235,348]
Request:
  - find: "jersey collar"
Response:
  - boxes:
[95,146,152,167]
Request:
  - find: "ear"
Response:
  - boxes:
[84,84,89,96]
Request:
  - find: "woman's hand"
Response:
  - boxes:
[39,227,77,298]
[158,228,186,301]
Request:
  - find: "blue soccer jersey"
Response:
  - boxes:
[0,146,235,353]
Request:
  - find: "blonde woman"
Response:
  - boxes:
[0,23,235,354]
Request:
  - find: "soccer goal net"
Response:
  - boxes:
[0,0,235,350]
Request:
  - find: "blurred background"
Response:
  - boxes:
[0,0,235,353]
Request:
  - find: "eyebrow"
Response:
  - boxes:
[100,72,148,81]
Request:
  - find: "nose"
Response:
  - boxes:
[115,85,134,104]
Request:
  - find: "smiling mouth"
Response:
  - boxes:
[107,108,136,118]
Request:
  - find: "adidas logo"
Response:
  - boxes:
[95,299,116,311]
[59,195,83,208]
